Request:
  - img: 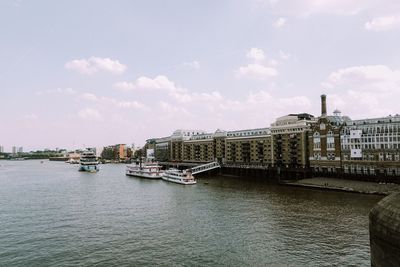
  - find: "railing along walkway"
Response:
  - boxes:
[190,162,220,175]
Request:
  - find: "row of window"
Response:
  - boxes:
[313,152,336,160]
[342,153,400,161]
[313,137,335,149]
[342,124,400,134]
[313,131,335,137]
[342,143,400,150]
[342,135,400,143]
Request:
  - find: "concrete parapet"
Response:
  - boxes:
[370,193,400,267]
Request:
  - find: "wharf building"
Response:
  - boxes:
[340,116,400,179]
[148,94,400,181]
[149,114,316,172]
[271,113,316,169]
[308,95,349,175]
[309,95,400,181]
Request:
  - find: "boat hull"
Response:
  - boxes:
[126,171,162,179]
[162,175,196,185]
[79,164,99,173]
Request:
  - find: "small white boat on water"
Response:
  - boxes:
[79,150,99,173]
[126,161,163,179]
[66,158,79,164]
[162,168,196,185]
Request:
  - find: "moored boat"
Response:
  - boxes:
[79,150,99,173]
[126,161,163,179]
[162,168,196,185]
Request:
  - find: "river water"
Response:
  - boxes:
[0,160,381,266]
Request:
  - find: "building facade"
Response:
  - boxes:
[148,94,400,181]
[169,129,207,162]
[341,116,400,179]
[225,128,272,165]
[271,113,316,168]
[182,133,215,163]
[309,95,348,175]
[154,137,171,162]
[309,95,400,181]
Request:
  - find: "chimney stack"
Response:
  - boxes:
[321,94,327,117]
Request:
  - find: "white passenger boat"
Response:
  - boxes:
[66,158,79,164]
[162,168,196,185]
[79,150,99,172]
[126,161,163,179]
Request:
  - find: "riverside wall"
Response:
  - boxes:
[221,166,311,182]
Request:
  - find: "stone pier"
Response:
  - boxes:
[369,193,400,266]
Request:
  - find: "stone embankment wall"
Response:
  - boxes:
[370,193,400,267]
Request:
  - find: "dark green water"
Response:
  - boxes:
[0,160,381,266]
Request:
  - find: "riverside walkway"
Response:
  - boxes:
[283,177,400,195]
[190,162,220,175]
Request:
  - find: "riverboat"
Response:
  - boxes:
[126,161,163,179]
[79,150,99,172]
[162,168,196,185]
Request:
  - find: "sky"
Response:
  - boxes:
[1,0,400,152]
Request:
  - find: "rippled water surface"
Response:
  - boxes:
[0,160,381,266]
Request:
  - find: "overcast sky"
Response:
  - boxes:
[1,0,400,151]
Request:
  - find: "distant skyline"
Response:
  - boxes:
[1,0,400,151]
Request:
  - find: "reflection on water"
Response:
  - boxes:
[0,160,380,266]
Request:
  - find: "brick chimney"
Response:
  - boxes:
[321,94,327,117]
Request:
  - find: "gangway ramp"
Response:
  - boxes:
[190,162,220,175]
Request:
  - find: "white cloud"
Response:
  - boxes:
[136,76,177,90]
[77,92,146,110]
[236,63,278,79]
[65,57,126,75]
[78,108,102,121]
[323,64,400,118]
[266,0,396,17]
[35,88,76,96]
[159,101,191,116]
[273,17,286,28]
[116,101,145,109]
[113,81,135,91]
[246,48,265,61]
[268,59,279,66]
[182,61,200,70]
[114,75,192,102]
[238,48,279,79]
[80,93,98,101]
[324,65,400,92]
[279,50,291,60]
[365,15,400,31]
[115,75,176,91]
[23,114,38,120]
[247,90,311,110]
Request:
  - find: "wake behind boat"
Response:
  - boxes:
[79,150,99,173]
[162,168,196,185]
[126,161,163,179]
